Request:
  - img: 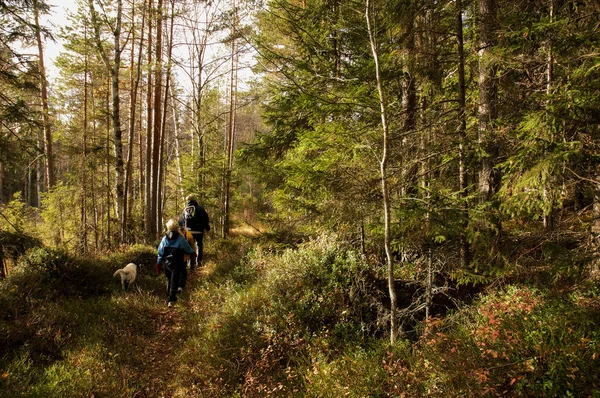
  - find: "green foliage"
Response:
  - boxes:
[407,286,600,396]
[39,183,81,248]
[0,241,169,396]
[0,193,39,234]
[0,230,41,263]
[102,244,157,270]
[180,234,382,396]
[20,247,111,298]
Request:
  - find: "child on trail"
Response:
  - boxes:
[156,218,195,307]
[180,194,210,270]
[178,219,197,293]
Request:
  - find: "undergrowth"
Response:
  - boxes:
[1,232,599,397]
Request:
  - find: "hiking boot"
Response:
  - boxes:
[168,302,174,308]
[177,287,183,294]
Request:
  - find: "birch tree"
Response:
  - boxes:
[366,0,397,346]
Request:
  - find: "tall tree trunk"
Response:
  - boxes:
[113,0,125,241]
[170,80,184,201]
[157,0,176,229]
[151,0,163,237]
[189,6,209,192]
[477,0,498,202]
[145,0,155,239]
[81,25,89,254]
[544,0,555,230]
[366,0,398,346]
[90,80,99,251]
[222,9,238,238]
[457,0,469,267]
[34,1,55,190]
[88,0,125,242]
[105,75,111,248]
[125,0,146,242]
[36,130,42,206]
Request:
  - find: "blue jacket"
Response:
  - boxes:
[157,231,195,265]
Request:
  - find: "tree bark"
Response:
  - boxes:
[457,0,469,267]
[81,24,89,254]
[170,80,184,201]
[34,1,55,190]
[88,0,125,242]
[477,0,498,202]
[124,0,146,243]
[157,0,175,231]
[145,0,155,239]
[151,0,163,237]
[222,8,238,238]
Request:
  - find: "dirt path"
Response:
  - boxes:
[131,266,207,398]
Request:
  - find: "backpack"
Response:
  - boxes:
[163,232,184,268]
[183,205,196,228]
[163,247,184,269]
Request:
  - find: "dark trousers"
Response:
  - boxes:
[165,261,185,302]
[191,232,204,269]
[178,264,187,289]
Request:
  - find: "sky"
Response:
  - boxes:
[42,0,78,78]
[37,0,256,91]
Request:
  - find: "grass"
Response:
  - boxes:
[1,231,600,397]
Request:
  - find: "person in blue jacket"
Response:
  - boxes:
[156,218,195,307]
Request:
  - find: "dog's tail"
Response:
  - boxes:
[113,269,123,278]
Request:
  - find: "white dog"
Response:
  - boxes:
[113,263,138,290]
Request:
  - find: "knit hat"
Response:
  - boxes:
[166,219,179,232]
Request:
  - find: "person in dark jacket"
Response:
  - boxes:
[180,194,210,270]
[156,218,195,307]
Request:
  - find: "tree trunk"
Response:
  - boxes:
[544,0,555,230]
[34,1,55,190]
[124,0,145,243]
[81,25,89,254]
[145,0,155,239]
[105,76,111,248]
[157,0,176,229]
[222,11,238,238]
[366,0,398,346]
[457,0,469,267]
[113,0,125,241]
[88,0,125,242]
[151,0,164,237]
[477,0,498,202]
[170,80,184,201]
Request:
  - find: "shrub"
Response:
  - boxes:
[411,286,600,396]
[185,234,382,396]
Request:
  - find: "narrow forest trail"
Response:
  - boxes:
[129,263,213,398]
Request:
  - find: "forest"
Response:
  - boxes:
[1,0,600,396]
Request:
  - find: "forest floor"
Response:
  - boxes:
[129,259,217,397]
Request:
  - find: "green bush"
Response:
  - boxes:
[184,234,382,396]
[408,286,600,396]
[102,244,158,271]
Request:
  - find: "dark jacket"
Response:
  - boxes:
[182,200,210,233]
